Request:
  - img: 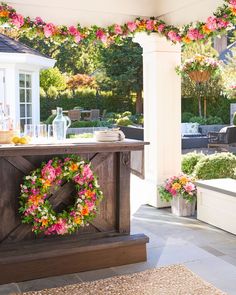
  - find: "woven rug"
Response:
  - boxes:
[24,264,226,295]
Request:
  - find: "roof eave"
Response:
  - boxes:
[0,53,55,69]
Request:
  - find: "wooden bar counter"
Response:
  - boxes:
[0,139,149,284]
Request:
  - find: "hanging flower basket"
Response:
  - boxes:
[188,70,211,83]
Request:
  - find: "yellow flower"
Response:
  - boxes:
[74,217,81,224]
[179,176,188,185]
[231,7,236,16]
[172,183,181,190]
[41,219,49,226]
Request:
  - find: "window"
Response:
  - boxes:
[19,73,32,130]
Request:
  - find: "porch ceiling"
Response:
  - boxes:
[6,0,224,27]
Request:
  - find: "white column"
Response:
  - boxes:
[133,33,181,208]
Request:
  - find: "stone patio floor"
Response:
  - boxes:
[1,204,236,295]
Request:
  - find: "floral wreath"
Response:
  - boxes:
[19,156,103,235]
[0,0,235,45]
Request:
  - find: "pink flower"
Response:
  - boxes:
[45,219,68,235]
[96,29,107,43]
[75,33,83,43]
[41,161,56,182]
[85,200,95,211]
[114,24,123,35]
[205,16,218,31]
[68,26,78,36]
[167,30,181,42]
[158,24,165,33]
[127,21,137,32]
[230,0,236,8]
[184,182,195,193]
[82,165,94,180]
[169,188,177,196]
[11,13,24,28]
[43,23,56,38]
[146,20,154,31]
[217,18,229,28]
[187,28,204,40]
[34,16,44,25]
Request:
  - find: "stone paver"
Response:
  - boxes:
[1,205,236,295]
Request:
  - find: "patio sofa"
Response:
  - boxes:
[208,126,236,148]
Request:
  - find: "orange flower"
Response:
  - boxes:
[43,179,51,188]
[0,10,9,18]
[41,219,49,226]
[28,195,43,206]
[202,24,211,34]
[182,36,191,44]
[81,206,89,216]
[172,183,181,190]
[70,163,79,171]
[231,7,236,16]
[85,190,95,198]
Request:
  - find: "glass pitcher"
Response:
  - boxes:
[52,107,71,141]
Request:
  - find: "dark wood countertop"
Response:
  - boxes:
[0,139,149,156]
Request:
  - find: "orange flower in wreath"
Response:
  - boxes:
[70,163,79,172]
[231,7,236,16]
[182,36,191,44]
[202,24,211,34]
[0,10,9,18]
[81,206,89,216]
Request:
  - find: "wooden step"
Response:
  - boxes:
[0,234,149,284]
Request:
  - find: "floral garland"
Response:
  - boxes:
[19,156,103,235]
[0,0,235,45]
[158,174,197,203]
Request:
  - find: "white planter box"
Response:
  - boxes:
[171,196,196,217]
[196,178,236,235]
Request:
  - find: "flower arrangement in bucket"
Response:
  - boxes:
[158,174,197,217]
[176,54,221,82]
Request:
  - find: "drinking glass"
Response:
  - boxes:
[24,124,35,139]
[35,124,47,142]
[47,124,54,142]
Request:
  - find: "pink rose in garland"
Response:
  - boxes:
[114,24,123,35]
[68,26,83,43]
[44,23,57,38]
[127,21,137,32]
[146,19,155,31]
[34,16,44,25]
[167,30,181,42]
[187,28,204,40]
[158,24,165,33]
[96,29,107,43]
[11,13,24,28]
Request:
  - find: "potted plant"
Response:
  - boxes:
[176,54,221,118]
[158,174,197,217]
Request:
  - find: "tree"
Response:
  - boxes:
[222,47,236,99]
[99,38,143,113]
[67,74,97,92]
[40,67,66,92]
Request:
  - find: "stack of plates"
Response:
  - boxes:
[94,129,125,142]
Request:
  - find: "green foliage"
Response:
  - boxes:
[233,112,236,126]
[182,112,194,122]
[182,152,205,175]
[45,114,56,125]
[47,86,59,99]
[69,133,93,139]
[116,117,133,126]
[189,116,207,124]
[70,120,112,128]
[194,153,236,180]
[222,48,236,99]
[40,67,67,92]
[40,87,46,98]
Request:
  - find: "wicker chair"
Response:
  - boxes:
[85,109,100,121]
[208,126,236,148]
[68,109,81,121]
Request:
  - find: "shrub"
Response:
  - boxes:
[182,112,194,123]
[47,86,59,99]
[206,116,223,125]
[194,152,236,180]
[40,87,46,98]
[189,116,207,125]
[122,111,132,117]
[40,67,66,91]
[182,152,205,175]
[70,120,112,128]
[45,114,56,125]
[116,116,133,126]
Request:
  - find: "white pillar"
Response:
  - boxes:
[133,33,181,208]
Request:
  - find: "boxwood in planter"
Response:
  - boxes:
[182,152,206,175]
[193,152,236,180]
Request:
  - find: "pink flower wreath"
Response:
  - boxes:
[19,156,103,235]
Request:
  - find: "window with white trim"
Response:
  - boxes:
[19,73,32,130]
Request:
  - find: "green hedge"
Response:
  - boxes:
[193,152,236,180]
[182,152,205,175]
[182,96,236,124]
[40,90,135,121]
